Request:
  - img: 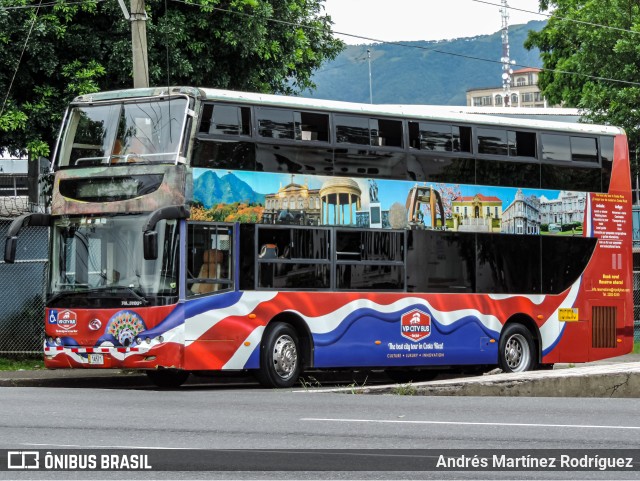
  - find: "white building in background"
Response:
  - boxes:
[0,156,29,216]
[539,191,586,225]
[502,189,540,235]
[0,157,28,175]
[466,67,555,109]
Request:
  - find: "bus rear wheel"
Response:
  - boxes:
[498,324,537,373]
[146,369,190,388]
[256,322,301,388]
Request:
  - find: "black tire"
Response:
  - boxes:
[498,324,537,373]
[146,369,190,388]
[255,323,301,388]
[385,370,439,383]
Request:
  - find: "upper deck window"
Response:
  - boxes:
[57,97,189,168]
[541,133,598,163]
[257,108,297,139]
[408,121,471,152]
[600,136,614,162]
[335,115,403,148]
[256,107,329,142]
[570,136,598,162]
[199,104,251,136]
[477,128,536,158]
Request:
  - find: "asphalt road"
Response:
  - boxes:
[1,382,639,480]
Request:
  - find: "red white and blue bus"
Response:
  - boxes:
[4,87,634,387]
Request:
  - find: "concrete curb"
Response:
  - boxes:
[305,362,640,397]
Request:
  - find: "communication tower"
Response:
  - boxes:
[500,0,514,106]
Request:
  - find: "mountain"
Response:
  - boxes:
[305,20,546,105]
[193,170,265,208]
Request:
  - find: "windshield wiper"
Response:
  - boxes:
[47,286,148,306]
[111,286,148,305]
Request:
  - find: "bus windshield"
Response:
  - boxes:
[56,97,189,168]
[49,215,179,300]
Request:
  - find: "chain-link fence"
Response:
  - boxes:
[0,219,48,354]
[634,271,640,343]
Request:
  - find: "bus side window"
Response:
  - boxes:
[188,224,233,295]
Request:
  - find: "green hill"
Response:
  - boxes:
[305,20,545,105]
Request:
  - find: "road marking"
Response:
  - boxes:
[301,418,640,430]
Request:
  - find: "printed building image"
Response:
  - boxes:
[262,178,321,225]
[452,194,502,232]
[262,176,364,226]
[539,191,586,226]
[319,178,362,225]
[502,189,541,235]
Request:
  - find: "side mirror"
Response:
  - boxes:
[142,205,190,260]
[4,236,17,263]
[143,231,158,260]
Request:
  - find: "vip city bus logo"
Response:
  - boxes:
[401,309,431,342]
[56,310,78,330]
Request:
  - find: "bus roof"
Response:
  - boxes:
[72,86,624,137]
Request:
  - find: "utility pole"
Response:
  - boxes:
[119,0,149,88]
[130,0,149,88]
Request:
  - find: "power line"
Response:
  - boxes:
[471,0,640,36]
[0,0,105,11]
[3,0,640,90]
[1,0,43,120]
[169,0,640,88]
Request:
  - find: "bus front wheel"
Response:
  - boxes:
[498,324,537,373]
[146,369,190,388]
[256,323,301,388]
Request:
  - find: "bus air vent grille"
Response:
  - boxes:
[592,306,617,348]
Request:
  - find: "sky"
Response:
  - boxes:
[322,0,547,44]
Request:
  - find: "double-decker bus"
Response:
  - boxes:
[4,87,634,388]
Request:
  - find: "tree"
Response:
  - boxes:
[524,0,640,161]
[0,0,343,158]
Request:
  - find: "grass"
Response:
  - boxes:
[0,356,44,371]
[633,341,640,354]
[299,375,322,390]
[391,383,417,396]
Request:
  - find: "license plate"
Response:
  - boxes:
[88,353,104,365]
[558,307,579,322]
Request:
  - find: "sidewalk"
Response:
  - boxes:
[311,353,640,398]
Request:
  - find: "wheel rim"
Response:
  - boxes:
[272,334,298,380]
[504,333,530,372]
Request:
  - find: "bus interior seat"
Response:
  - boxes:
[279,244,291,259]
[110,139,123,163]
[259,244,278,287]
[192,249,223,294]
[259,244,278,259]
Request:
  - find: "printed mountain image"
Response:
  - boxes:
[193,170,265,208]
